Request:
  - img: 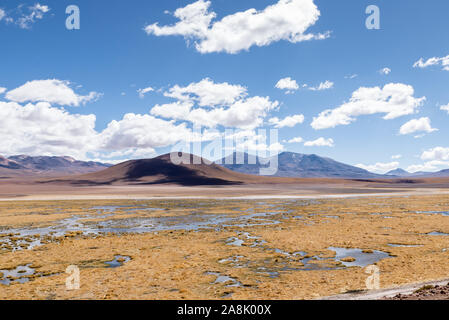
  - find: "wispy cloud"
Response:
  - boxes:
[413,54,449,71]
[0,3,50,29]
[137,86,154,99]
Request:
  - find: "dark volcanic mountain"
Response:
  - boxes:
[54,153,255,186]
[0,155,110,177]
[218,152,382,178]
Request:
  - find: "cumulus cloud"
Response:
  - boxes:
[0,78,200,161]
[185,96,278,129]
[311,83,425,130]
[137,86,154,98]
[150,101,194,120]
[441,103,449,114]
[237,139,284,153]
[0,87,6,95]
[413,55,449,71]
[164,78,247,106]
[144,0,329,54]
[304,137,334,147]
[406,160,449,173]
[0,101,97,159]
[5,80,102,107]
[287,136,304,143]
[399,117,438,136]
[98,114,191,152]
[276,78,333,93]
[379,67,391,75]
[355,162,399,174]
[0,78,285,161]
[268,114,304,128]
[421,147,449,162]
[409,148,449,175]
[275,77,299,93]
[0,100,198,161]
[151,78,278,129]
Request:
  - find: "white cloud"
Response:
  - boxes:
[311,83,425,130]
[144,0,329,54]
[276,78,333,93]
[413,55,449,71]
[0,101,97,159]
[0,80,196,161]
[98,113,191,152]
[440,103,449,114]
[0,9,5,21]
[307,80,334,91]
[0,87,6,95]
[399,117,438,136]
[391,154,402,159]
[185,96,278,129]
[287,136,303,143]
[406,160,449,173]
[379,67,391,75]
[345,74,358,79]
[409,148,449,173]
[16,3,50,29]
[238,139,284,153]
[304,137,334,147]
[0,78,285,161]
[275,77,299,93]
[150,101,194,120]
[93,148,157,162]
[421,147,449,162]
[164,78,247,106]
[151,78,279,129]
[5,80,102,107]
[137,86,154,98]
[268,114,304,128]
[355,162,399,174]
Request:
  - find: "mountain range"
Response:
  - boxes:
[2,152,449,181]
[217,152,449,178]
[0,155,110,177]
[218,152,382,178]
[386,168,449,178]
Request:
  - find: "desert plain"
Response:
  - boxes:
[1,175,449,300]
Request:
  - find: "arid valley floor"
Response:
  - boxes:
[1,183,449,300]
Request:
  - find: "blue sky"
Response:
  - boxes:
[0,0,449,173]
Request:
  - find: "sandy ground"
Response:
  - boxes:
[2,176,449,201]
[1,194,449,300]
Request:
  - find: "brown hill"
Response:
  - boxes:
[39,153,449,189]
[45,153,338,186]
[45,153,253,186]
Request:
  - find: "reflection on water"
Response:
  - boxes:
[105,255,131,268]
[0,264,36,285]
[328,247,391,267]
[1,204,282,251]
